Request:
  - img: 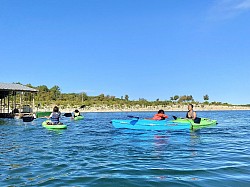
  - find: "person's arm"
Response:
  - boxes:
[163,114,168,118]
[46,113,52,119]
[193,112,197,119]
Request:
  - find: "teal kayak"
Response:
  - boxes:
[74,116,84,120]
[173,118,217,129]
[42,120,67,129]
[111,119,191,130]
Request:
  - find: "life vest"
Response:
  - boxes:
[152,113,168,120]
[51,112,61,124]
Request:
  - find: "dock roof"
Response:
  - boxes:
[0,82,38,93]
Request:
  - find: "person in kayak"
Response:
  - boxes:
[186,104,197,119]
[152,109,168,120]
[47,106,62,125]
[73,109,81,118]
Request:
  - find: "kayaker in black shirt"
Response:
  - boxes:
[186,104,197,119]
[73,109,81,118]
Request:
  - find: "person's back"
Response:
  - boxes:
[49,106,61,124]
[152,110,168,120]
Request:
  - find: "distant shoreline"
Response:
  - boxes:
[37,105,250,113]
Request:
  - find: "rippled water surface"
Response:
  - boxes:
[0,111,250,187]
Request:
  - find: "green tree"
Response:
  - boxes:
[98,94,105,101]
[26,83,35,88]
[81,92,88,102]
[187,95,194,102]
[50,85,61,100]
[203,94,209,101]
[173,95,179,101]
[37,85,49,92]
[125,94,129,101]
[178,95,187,102]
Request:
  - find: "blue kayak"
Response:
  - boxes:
[111,119,191,130]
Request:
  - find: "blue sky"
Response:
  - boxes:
[1,0,250,104]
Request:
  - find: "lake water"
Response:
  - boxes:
[0,111,250,187]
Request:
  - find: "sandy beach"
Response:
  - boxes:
[38,104,250,113]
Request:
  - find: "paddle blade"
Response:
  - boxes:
[130,120,138,125]
[172,116,177,120]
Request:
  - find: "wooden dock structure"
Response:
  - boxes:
[0,82,38,118]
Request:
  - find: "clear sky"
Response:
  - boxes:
[1,0,250,104]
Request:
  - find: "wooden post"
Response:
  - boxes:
[3,97,5,113]
[32,93,35,112]
[20,92,22,112]
[12,91,14,112]
[7,94,10,113]
[14,91,16,109]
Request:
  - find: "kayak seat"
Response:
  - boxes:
[194,117,201,124]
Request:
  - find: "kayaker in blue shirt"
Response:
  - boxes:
[186,104,197,119]
[47,106,62,124]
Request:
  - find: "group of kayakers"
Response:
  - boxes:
[151,104,197,120]
[46,104,196,125]
[46,106,82,125]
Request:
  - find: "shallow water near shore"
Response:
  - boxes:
[0,111,250,187]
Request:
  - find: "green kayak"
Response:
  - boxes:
[74,116,84,120]
[42,120,67,129]
[36,111,51,118]
[173,118,217,128]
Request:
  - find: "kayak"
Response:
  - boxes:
[74,116,84,120]
[36,111,51,118]
[111,119,191,130]
[173,118,217,128]
[42,120,67,129]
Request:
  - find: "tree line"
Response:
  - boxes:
[16,83,230,108]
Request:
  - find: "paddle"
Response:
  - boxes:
[127,115,140,119]
[63,105,85,118]
[127,115,140,125]
[63,113,72,117]
[172,115,178,120]
[173,115,202,124]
